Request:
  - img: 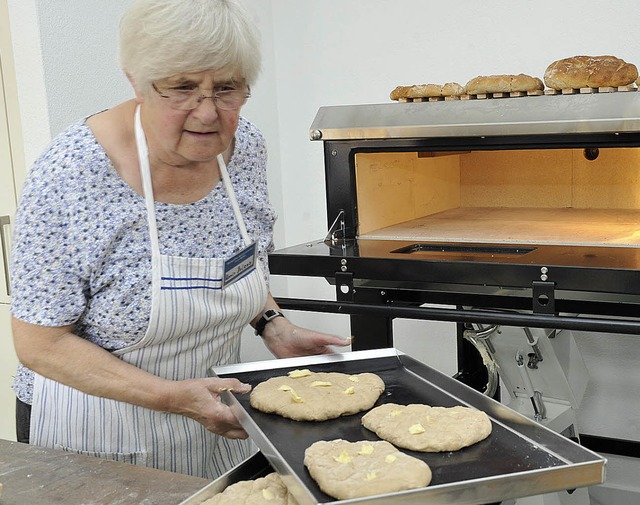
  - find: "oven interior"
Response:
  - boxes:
[355,147,640,249]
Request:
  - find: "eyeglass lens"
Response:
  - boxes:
[153,83,249,111]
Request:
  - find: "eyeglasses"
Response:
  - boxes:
[152,82,251,111]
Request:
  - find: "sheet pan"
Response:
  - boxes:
[205,349,605,505]
[177,451,273,505]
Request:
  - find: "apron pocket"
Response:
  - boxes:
[54,444,149,466]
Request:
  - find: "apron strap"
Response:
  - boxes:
[134,105,162,286]
[217,153,252,247]
[134,104,253,252]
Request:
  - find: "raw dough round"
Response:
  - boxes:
[250,369,385,421]
[304,439,432,500]
[362,403,492,452]
[201,472,298,505]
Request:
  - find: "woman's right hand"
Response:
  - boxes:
[12,317,252,439]
[165,377,252,439]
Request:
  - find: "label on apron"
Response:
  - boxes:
[222,242,257,288]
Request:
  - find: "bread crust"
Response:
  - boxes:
[390,82,464,100]
[441,82,465,96]
[464,74,543,95]
[544,55,638,89]
[389,85,413,100]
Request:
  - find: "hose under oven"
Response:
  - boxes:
[462,322,500,397]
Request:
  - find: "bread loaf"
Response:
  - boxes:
[390,85,413,100]
[544,55,638,90]
[390,82,464,100]
[441,82,465,96]
[406,84,443,98]
[464,74,543,95]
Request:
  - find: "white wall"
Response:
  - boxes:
[6,0,640,501]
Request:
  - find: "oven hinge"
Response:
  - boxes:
[532,280,556,314]
[325,209,346,245]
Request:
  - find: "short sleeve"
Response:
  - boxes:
[10,128,92,326]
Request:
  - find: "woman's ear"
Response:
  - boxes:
[126,73,145,103]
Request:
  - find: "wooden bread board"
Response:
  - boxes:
[396,85,637,102]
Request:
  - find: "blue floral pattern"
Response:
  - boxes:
[10,116,276,403]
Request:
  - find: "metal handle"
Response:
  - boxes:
[0,215,10,297]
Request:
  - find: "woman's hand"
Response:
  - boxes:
[165,377,251,439]
[261,317,351,359]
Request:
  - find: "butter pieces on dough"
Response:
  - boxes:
[200,472,298,505]
[250,370,385,421]
[304,439,431,500]
[362,403,492,452]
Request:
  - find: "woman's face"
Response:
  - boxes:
[138,69,244,168]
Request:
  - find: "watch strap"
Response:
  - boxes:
[255,309,285,337]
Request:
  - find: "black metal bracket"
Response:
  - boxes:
[335,271,354,301]
[532,281,556,314]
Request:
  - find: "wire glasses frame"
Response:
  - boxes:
[152,82,251,111]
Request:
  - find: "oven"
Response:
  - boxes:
[268,90,640,467]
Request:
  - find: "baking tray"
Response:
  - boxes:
[202,349,605,505]
[177,451,273,505]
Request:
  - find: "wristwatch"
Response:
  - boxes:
[255,309,285,337]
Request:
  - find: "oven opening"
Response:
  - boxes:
[355,148,640,248]
[392,244,536,255]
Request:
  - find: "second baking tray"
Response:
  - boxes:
[210,348,605,505]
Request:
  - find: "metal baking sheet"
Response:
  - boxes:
[177,451,273,505]
[209,349,606,505]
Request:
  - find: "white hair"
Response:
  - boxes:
[119,0,261,93]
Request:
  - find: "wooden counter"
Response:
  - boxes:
[0,439,209,505]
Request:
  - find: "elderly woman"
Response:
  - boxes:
[10,0,348,478]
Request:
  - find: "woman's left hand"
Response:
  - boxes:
[261,317,351,358]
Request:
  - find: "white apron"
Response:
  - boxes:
[30,105,268,478]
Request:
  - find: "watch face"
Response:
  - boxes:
[256,310,284,336]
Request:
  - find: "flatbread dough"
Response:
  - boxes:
[200,472,298,505]
[362,403,492,452]
[250,369,385,421]
[304,439,432,500]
